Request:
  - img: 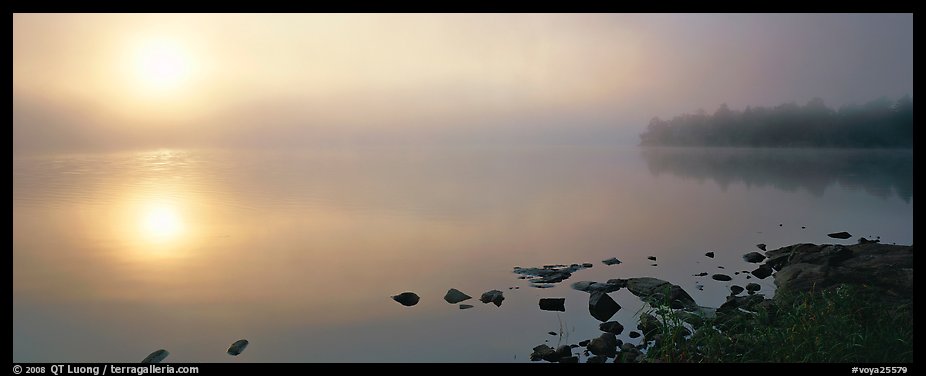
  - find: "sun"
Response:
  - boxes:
[140,203,184,243]
[133,39,193,93]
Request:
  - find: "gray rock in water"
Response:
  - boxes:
[480,290,505,307]
[587,333,618,357]
[530,344,557,362]
[459,304,474,309]
[392,292,420,306]
[647,256,657,261]
[587,355,607,363]
[227,339,249,356]
[602,257,622,265]
[539,298,566,312]
[743,252,767,263]
[745,283,761,292]
[705,252,715,258]
[730,285,744,295]
[588,292,621,322]
[626,277,697,309]
[757,244,767,251]
[141,349,169,364]
[444,288,471,304]
[828,231,852,239]
[712,274,732,281]
[628,331,640,339]
[599,321,624,334]
[751,265,773,279]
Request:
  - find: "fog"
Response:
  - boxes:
[13,13,913,154]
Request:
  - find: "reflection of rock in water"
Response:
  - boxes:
[640,147,912,201]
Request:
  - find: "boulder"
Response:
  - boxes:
[443,288,471,304]
[587,333,618,357]
[479,290,505,307]
[743,252,766,263]
[602,257,622,265]
[392,292,420,307]
[730,285,744,295]
[751,265,773,279]
[599,321,624,334]
[588,292,621,322]
[626,277,696,309]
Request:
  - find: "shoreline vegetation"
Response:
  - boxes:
[639,96,912,148]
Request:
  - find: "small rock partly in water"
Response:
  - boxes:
[141,349,169,364]
[828,231,852,239]
[858,237,880,244]
[392,292,420,307]
[734,272,740,275]
[529,283,556,289]
[751,264,773,279]
[480,290,505,307]
[757,244,767,251]
[599,321,624,335]
[628,331,640,339]
[582,263,594,268]
[647,256,657,261]
[717,266,726,269]
[802,226,806,229]
[548,331,558,336]
[444,288,472,304]
[602,257,622,266]
[650,263,658,267]
[588,292,621,322]
[743,252,767,263]
[730,285,744,295]
[459,304,474,309]
[745,283,761,292]
[530,344,557,362]
[705,252,715,258]
[693,272,708,277]
[712,274,733,281]
[539,298,566,312]
[227,339,249,356]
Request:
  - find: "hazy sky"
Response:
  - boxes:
[13,13,913,153]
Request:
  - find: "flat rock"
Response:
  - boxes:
[571,280,621,293]
[227,339,248,356]
[459,304,474,309]
[539,298,566,312]
[141,349,169,364]
[626,277,697,309]
[602,257,622,265]
[743,252,767,263]
[392,292,420,307]
[599,321,624,334]
[827,231,852,239]
[479,290,505,307]
[582,263,594,268]
[443,288,472,304]
[711,274,732,281]
[588,292,621,322]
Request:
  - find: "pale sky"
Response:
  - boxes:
[13,13,913,153]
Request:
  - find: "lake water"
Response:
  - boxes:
[13,146,913,362]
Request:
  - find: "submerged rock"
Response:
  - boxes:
[827,231,852,239]
[705,252,715,258]
[602,257,622,265]
[443,288,472,304]
[392,292,420,307]
[711,274,732,281]
[757,244,767,251]
[459,304,474,309]
[743,252,767,263]
[588,292,621,322]
[141,349,169,364]
[227,339,249,356]
[599,321,624,335]
[480,290,505,307]
[539,298,566,312]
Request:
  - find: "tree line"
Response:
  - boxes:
[639,96,912,148]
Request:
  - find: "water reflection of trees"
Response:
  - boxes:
[640,147,912,202]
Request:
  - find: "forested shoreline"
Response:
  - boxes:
[639,97,912,148]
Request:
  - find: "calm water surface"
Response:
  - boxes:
[13,146,913,362]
